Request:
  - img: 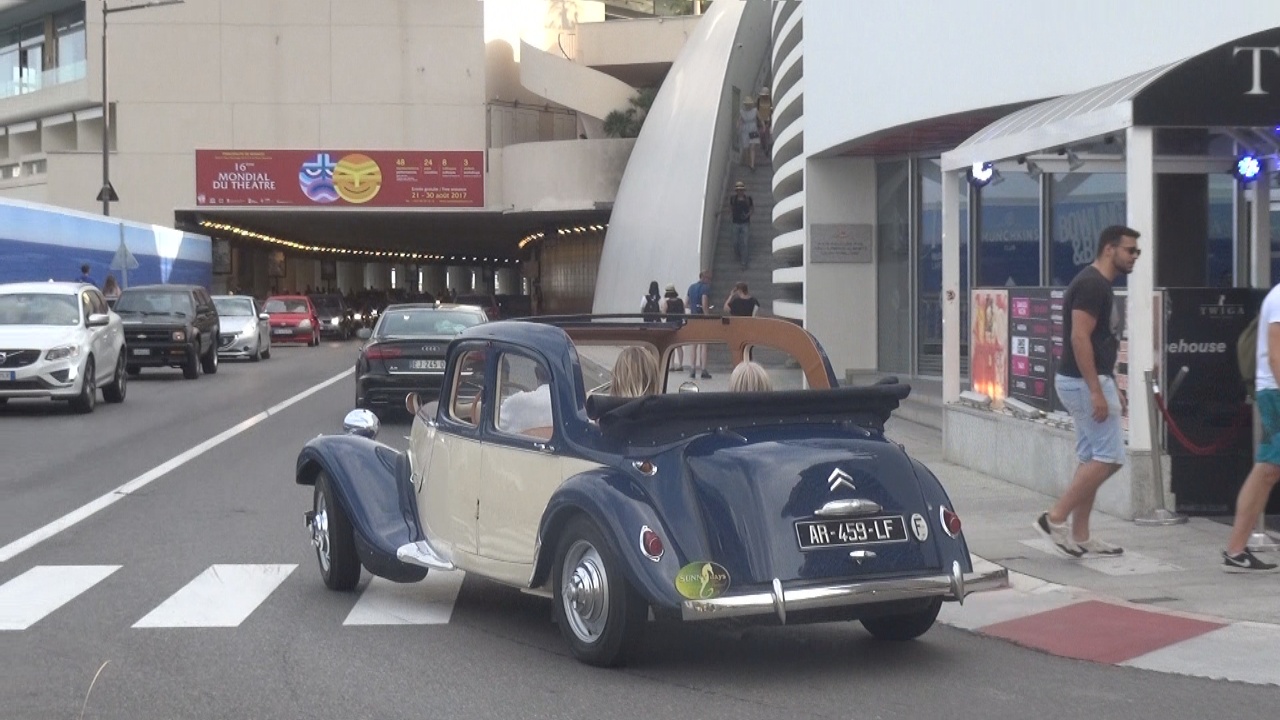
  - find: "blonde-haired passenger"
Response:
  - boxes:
[611,346,660,398]
[729,360,772,392]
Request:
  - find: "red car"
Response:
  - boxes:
[263,295,321,346]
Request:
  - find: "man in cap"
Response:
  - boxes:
[729,181,754,269]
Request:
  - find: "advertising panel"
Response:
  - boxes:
[195,150,485,208]
[1007,288,1063,412]
[969,289,1008,407]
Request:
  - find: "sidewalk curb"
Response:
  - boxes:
[947,554,1280,687]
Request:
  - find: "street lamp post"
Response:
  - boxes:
[98,0,184,216]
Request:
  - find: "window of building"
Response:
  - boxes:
[0,6,86,98]
[918,159,968,377]
[1206,174,1235,286]
[976,171,1040,287]
[55,7,86,81]
[1048,173,1126,286]
[876,160,910,374]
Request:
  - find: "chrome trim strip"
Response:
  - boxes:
[681,564,1008,622]
[813,499,883,517]
[396,540,456,571]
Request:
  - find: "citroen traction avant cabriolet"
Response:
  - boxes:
[295,316,1007,666]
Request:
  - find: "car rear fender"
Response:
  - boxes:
[909,457,974,574]
[531,468,685,611]
[295,435,428,583]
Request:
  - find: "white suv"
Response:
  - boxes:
[0,282,128,413]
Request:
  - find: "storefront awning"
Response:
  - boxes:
[943,25,1280,171]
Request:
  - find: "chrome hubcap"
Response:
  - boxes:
[312,493,331,573]
[561,540,609,643]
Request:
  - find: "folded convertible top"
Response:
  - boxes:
[586,381,911,445]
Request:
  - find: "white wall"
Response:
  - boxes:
[804,0,1280,156]
[499,137,634,211]
[577,15,700,68]
[804,157,877,376]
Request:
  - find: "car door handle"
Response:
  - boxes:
[532,442,554,453]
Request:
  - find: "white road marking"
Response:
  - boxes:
[0,565,120,630]
[133,564,296,628]
[343,571,466,626]
[0,368,354,564]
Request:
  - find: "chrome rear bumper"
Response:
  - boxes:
[681,561,1008,623]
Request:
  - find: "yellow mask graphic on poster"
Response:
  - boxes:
[333,154,383,204]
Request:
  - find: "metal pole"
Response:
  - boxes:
[99,1,108,217]
[1134,368,1188,526]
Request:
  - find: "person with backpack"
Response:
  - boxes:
[1223,291,1280,573]
[662,284,685,371]
[641,281,662,322]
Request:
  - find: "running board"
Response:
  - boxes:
[396,540,456,571]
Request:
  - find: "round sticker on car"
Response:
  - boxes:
[675,562,731,600]
[911,513,929,542]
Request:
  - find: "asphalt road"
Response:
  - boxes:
[1,341,1276,719]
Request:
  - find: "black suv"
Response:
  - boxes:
[114,284,220,379]
[309,293,353,340]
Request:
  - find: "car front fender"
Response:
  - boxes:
[296,435,427,583]
[531,469,687,611]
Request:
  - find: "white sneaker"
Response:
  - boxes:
[1035,512,1083,558]
[1077,537,1124,556]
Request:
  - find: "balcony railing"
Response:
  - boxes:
[0,60,88,100]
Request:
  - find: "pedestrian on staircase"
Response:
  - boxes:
[723,282,759,317]
[730,181,754,270]
[739,98,760,171]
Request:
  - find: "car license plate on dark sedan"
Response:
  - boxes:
[410,359,445,370]
[795,515,908,550]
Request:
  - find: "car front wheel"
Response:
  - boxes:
[860,597,943,641]
[69,357,96,413]
[313,472,360,591]
[102,352,127,403]
[201,337,218,374]
[552,516,646,667]
[182,343,200,380]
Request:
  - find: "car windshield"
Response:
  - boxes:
[0,293,81,326]
[264,299,310,313]
[310,297,342,313]
[376,309,482,337]
[213,297,255,317]
[113,290,194,317]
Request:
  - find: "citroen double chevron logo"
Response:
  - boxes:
[828,469,856,492]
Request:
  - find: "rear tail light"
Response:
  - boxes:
[639,526,664,562]
[940,507,962,538]
[365,345,402,360]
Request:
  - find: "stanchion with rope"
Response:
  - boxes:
[1134,367,1188,526]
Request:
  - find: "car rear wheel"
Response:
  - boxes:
[552,516,646,667]
[201,337,218,374]
[860,597,943,641]
[69,358,96,414]
[312,473,360,591]
[102,352,127,403]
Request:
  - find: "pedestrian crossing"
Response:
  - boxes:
[0,563,469,632]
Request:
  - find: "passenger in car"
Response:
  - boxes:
[610,346,659,398]
[498,365,553,436]
[729,360,772,392]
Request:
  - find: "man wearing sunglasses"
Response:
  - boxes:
[1036,225,1140,558]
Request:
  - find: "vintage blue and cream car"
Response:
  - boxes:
[295,316,1006,666]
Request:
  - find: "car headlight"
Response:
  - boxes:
[353,312,363,321]
[46,345,81,361]
[330,317,340,326]
[172,330,187,342]
[299,319,313,330]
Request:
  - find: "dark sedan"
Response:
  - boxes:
[354,304,488,413]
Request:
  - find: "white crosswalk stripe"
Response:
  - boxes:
[0,565,121,631]
[133,564,297,628]
[343,571,467,626]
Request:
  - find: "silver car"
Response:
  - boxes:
[212,295,271,361]
[0,281,128,412]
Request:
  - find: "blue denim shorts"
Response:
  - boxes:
[1256,389,1280,466]
[1054,373,1126,465]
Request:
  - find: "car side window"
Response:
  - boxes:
[494,353,553,440]
[448,349,487,427]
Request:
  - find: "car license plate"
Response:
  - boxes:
[411,359,445,370]
[132,348,151,356]
[795,515,908,550]
[272,328,289,335]
[0,370,12,381]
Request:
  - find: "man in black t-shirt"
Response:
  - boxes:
[1034,225,1140,559]
[729,182,754,269]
